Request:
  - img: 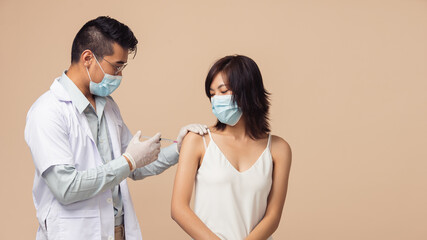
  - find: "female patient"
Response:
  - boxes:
[171,55,292,240]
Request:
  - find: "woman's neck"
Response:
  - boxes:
[218,118,248,141]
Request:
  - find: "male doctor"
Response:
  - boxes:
[25,16,207,240]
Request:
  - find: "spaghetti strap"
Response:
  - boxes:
[202,135,207,149]
[207,128,213,140]
[267,133,272,149]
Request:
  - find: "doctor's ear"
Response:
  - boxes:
[81,50,94,67]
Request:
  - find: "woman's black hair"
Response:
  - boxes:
[71,16,138,63]
[205,55,271,139]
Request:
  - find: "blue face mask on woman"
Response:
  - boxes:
[211,95,243,126]
[86,54,122,97]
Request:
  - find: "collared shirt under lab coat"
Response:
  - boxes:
[25,73,179,240]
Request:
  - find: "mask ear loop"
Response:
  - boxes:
[85,67,93,83]
[92,54,106,75]
[85,54,105,83]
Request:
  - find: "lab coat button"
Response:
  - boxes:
[107,198,113,204]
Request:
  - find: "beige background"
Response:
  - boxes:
[1,0,426,239]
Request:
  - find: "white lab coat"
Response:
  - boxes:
[25,78,142,240]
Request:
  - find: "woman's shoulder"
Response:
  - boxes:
[270,135,292,163]
[179,128,212,161]
[270,135,290,148]
[182,131,205,146]
[181,127,212,151]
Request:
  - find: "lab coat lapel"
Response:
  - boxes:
[50,78,106,171]
[77,112,97,145]
[50,78,96,145]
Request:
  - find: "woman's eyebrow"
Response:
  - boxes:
[210,84,227,91]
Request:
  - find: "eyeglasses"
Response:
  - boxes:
[102,58,127,75]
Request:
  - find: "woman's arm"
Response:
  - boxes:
[246,136,292,240]
[171,132,220,240]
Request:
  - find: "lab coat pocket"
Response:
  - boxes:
[59,209,101,240]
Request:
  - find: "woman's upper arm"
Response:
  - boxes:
[172,132,204,205]
[265,136,292,219]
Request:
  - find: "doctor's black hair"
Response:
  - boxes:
[71,16,138,63]
[205,55,271,139]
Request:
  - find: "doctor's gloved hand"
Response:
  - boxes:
[123,131,161,170]
[176,124,208,153]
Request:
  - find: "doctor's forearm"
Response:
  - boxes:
[130,143,179,180]
[42,157,130,205]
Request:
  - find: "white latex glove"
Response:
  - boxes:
[176,124,208,152]
[124,131,161,170]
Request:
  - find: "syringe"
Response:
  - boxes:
[142,135,178,143]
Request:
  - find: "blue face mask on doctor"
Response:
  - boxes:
[86,54,122,97]
[211,95,243,126]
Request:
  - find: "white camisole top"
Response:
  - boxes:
[194,129,273,240]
